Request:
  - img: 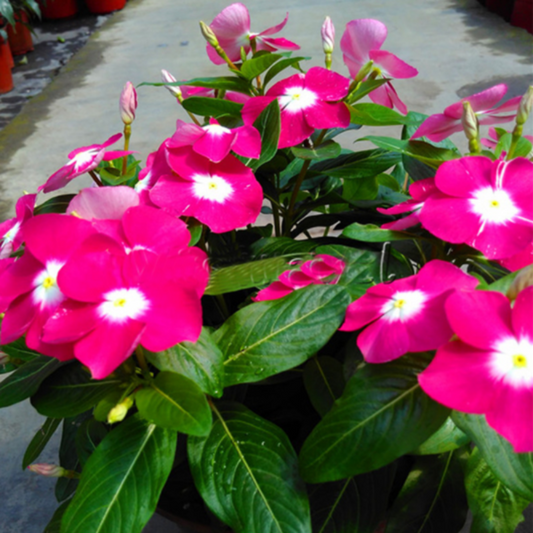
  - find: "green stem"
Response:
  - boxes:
[135,345,150,375]
[215,294,230,320]
[122,124,131,175]
[506,125,523,160]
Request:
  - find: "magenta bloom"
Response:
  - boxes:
[169,118,261,163]
[498,242,533,272]
[340,260,478,363]
[254,255,345,302]
[419,156,533,260]
[419,288,533,453]
[412,84,521,142]
[340,19,418,114]
[0,194,36,259]
[119,81,137,125]
[377,178,437,231]
[39,134,134,193]
[150,147,262,233]
[480,126,533,151]
[206,3,300,65]
[242,67,350,148]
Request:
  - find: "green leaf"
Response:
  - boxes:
[143,76,250,93]
[188,402,311,533]
[452,412,533,500]
[147,328,224,398]
[349,103,416,126]
[215,285,351,386]
[74,419,108,467]
[487,268,519,295]
[385,449,469,533]
[0,356,62,408]
[348,79,389,102]
[342,222,414,243]
[292,141,342,161]
[466,448,530,533]
[263,56,309,87]
[299,355,450,482]
[44,499,71,533]
[61,415,176,533]
[181,96,244,118]
[411,417,470,455]
[31,364,123,418]
[135,372,211,435]
[22,417,61,469]
[251,236,316,259]
[205,256,289,295]
[240,53,282,80]
[304,356,346,417]
[246,99,281,170]
[34,195,76,215]
[0,337,40,361]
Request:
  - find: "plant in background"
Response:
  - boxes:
[0,4,532,533]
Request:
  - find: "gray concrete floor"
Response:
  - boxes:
[0,0,532,531]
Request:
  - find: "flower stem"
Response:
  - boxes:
[122,124,131,175]
[135,345,149,375]
[506,125,522,160]
[88,170,103,187]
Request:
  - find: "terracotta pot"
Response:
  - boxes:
[0,36,14,94]
[38,0,79,19]
[85,0,126,14]
[511,0,533,33]
[7,12,34,56]
[485,0,515,20]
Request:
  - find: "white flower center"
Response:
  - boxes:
[469,187,519,225]
[381,290,427,322]
[278,87,317,113]
[203,124,231,136]
[490,336,533,387]
[32,261,65,308]
[71,149,98,171]
[191,174,233,203]
[98,287,150,323]
[3,221,20,243]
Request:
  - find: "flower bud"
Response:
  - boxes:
[0,350,9,366]
[321,16,335,54]
[516,85,533,126]
[461,101,478,142]
[107,396,134,424]
[199,21,219,48]
[27,464,66,478]
[119,81,137,126]
[161,69,183,99]
[507,264,533,301]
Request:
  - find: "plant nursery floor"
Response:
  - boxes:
[0,0,532,532]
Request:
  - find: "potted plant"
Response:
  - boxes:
[0,0,14,93]
[0,4,532,533]
[6,0,41,56]
[84,0,126,15]
[37,0,77,19]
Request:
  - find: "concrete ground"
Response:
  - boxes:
[0,0,532,531]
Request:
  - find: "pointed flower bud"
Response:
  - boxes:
[321,16,335,54]
[516,85,533,126]
[199,21,219,48]
[27,464,66,478]
[119,81,137,126]
[507,264,533,301]
[161,69,182,99]
[107,396,134,424]
[461,101,478,142]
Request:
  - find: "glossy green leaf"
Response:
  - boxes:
[145,75,250,93]
[349,103,416,126]
[385,449,469,533]
[466,448,530,533]
[452,412,533,500]
[44,499,71,533]
[215,285,351,386]
[304,356,346,417]
[188,402,311,533]
[411,417,470,455]
[205,256,289,295]
[241,53,282,80]
[0,356,62,408]
[251,236,316,259]
[0,337,40,361]
[299,355,450,482]
[61,415,176,533]
[74,419,108,467]
[487,268,519,294]
[34,194,76,215]
[31,364,123,418]
[292,140,342,161]
[342,222,413,242]
[246,99,281,170]
[135,372,211,435]
[147,328,224,398]
[22,417,61,469]
[181,96,244,118]
[263,56,308,87]
[348,79,389,102]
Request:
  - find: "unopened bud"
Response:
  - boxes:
[27,464,66,478]
[516,86,533,126]
[161,69,183,99]
[321,16,335,54]
[0,351,9,366]
[119,81,137,126]
[199,21,219,48]
[507,264,533,301]
[461,101,478,142]
[107,396,134,424]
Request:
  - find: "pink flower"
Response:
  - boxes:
[150,146,263,233]
[169,118,261,163]
[242,67,350,149]
[340,19,418,114]
[206,3,300,65]
[134,144,173,202]
[340,260,479,363]
[119,81,137,125]
[419,156,533,260]
[480,126,533,150]
[39,134,134,193]
[419,288,533,453]
[0,194,36,259]
[377,178,437,231]
[497,242,533,272]
[253,255,345,301]
[412,84,521,142]
[321,16,335,54]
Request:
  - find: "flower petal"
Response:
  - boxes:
[368,49,418,79]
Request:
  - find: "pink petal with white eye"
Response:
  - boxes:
[410,177,438,200]
[469,220,533,260]
[305,100,350,130]
[339,285,393,332]
[279,110,313,148]
[305,67,350,102]
[495,158,533,214]
[166,146,209,181]
[0,252,42,302]
[415,260,478,297]
[411,114,462,142]
[368,49,418,79]
[193,127,235,163]
[67,186,140,220]
[42,300,100,344]
[434,156,493,198]
[241,96,276,126]
[512,286,533,339]
[0,293,35,344]
[498,242,533,271]
[358,317,410,363]
[233,125,261,159]
[169,120,204,148]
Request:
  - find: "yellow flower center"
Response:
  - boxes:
[114,298,127,308]
[393,299,406,309]
[513,354,527,368]
[490,199,500,208]
[42,276,55,289]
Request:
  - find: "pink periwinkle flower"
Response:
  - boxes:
[377,178,437,231]
[150,146,263,233]
[39,134,134,193]
[480,126,533,151]
[498,242,533,272]
[253,255,345,302]
[119,81,137,125]
[169,118,261,163]
[0,194,36,259]
[242,66,351,149]
[419,287,533,453]
[412,84,521,142]
[340,260,479,363]
[419,156,533,261]
[206,3,300,66]
[340,19,418,114]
